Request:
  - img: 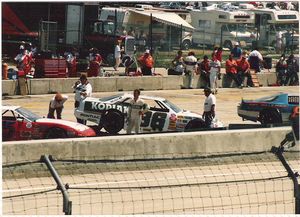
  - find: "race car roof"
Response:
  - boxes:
[2,105,21,111]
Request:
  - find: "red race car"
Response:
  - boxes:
[2,105,96,141]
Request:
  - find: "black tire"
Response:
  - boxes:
[184,118,206,132]
[181,40,191,50]
[102,110,124,134]
[46,128,67,139]
[223,40,233,50]
[259,109,282,125]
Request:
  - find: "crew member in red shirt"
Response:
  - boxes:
[14,45,31,76]
[236,53,253,87]
[226,54,242,88]
[88,48,102,77]
[138,49,154,76]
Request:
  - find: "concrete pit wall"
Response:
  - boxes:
[3,126,292,165]
[2,73,277,96]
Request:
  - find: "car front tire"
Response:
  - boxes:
[102,110,124,134]
[184,118,206,132]
[46,128,67,139]
[259,109,282,125]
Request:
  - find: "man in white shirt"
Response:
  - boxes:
[114,40,122,71]
[73,74,92,124]
[202,87,216,127]
[209,55,221,94]
[248,48,263,73]
[126,89,149,134]
[184,51,198,89]
[47,93,68,119]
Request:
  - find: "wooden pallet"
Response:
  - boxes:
[250,70,260,87]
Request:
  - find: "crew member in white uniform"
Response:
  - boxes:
[203,87,216,127]
[126,89,149,134]
[184,51,198,89]
[73,74,92,124]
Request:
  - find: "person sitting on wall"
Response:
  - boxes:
[138,49,154,76]
[236,52,253,87]
[168,50,185,75]
[87,48,102,77]
[248,47,264,73]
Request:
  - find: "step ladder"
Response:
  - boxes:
[249,70,260,87]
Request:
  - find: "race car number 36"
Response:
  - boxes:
[141,111,167,131]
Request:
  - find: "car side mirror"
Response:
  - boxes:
[16,117,24,122]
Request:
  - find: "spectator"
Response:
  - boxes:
[14,45,31,76]
[202,87,216,128]
[114,40,122,71]
[73,74,92,124]
[276,30,284,54]
[231,42,242,59]
[237,53,253,87]
[126,89,149,134]
[66,48,77,77]
[286,54,299,85]
[226,54,243,88]
[138,49,154,76]
[169,50,185,75]
[47,93,68,119]
[275,54,288,86]
[184,51,198,89]
[248,47,263,73]
[87,48,102,77]
[198,55,210,88]
[215,47,223,62]
[128,27,136,37]
[211,46,218,59]
[209,54,221,94]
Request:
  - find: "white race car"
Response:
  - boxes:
[75,93,222,134]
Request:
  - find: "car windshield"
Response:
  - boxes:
[100,94,123,102]
[163,100,182,113]
[255,95,279,102]
[16,107,41,121]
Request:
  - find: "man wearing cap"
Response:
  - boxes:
[237,52,253,87]
[203,87,216,128]
[231,42,242,60]
[47,92,68,119]
[138,49,154,76]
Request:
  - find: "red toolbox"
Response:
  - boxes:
[35,58,67,78]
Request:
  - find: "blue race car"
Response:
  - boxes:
[237,93,299,124]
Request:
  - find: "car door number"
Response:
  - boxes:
[141,111,167,131]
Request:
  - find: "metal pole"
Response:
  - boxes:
[150,13,153,53]
[291,27,294,55]
[41,155,72,215]
[47,3,51,51]
[220,25,223,47]
[114,9,117,38]
[180,24,183,50]
[271,146,300,214]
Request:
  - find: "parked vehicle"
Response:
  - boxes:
[189,8,256,49]
[2,105,96,141]
[237,93,299,125]
[241,8,299,48]
[75,93,223,134]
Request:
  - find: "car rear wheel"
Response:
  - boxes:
[184,118,206,132]
[259,110,282,125]
[102,110,124,134]
[46,128,67,139]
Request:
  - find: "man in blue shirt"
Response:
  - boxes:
[231,42,242,59]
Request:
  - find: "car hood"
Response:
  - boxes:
[36,119,91,131]
[178,110,202,118]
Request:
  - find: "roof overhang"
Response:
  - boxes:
[129,9,194,32]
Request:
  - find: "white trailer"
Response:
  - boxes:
[243,8,299,47]
[189,9,256,49]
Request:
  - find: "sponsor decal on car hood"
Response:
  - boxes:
[36,119,91,131]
